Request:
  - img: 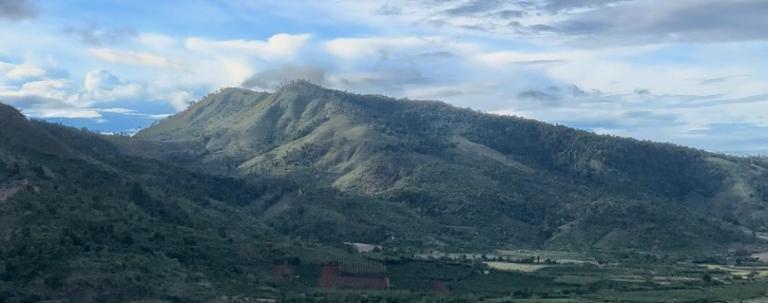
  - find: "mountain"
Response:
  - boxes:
[130,81,768,252]
[4,83,768,301]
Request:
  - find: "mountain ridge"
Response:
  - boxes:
[129,82,768,252]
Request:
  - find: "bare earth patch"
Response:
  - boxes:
[484,262,551,272]
[0,179,29,203]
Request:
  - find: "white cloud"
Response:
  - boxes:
[136,32,178,50]
[0,65,148,119]
[185,33,311,60]
[545,58,762,97]
[166,90,194,111]
[474,50,590,66]
[115,33,316,91]
[22,108,102,119]
[98,107,136,114]
[16,79,75,103]
[82,69,143,103]
[0,62,46,80]
[325,37,430,60]
[84,69,120,92]
[325,36,477,61]
[403,82,493,100]
[89,48,172,67]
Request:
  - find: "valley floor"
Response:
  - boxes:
[222,247,768,303]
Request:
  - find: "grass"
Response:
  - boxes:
[589,281,768,302]
[552,275,604,285]
[450,270,569,295]
[495,249,597,265]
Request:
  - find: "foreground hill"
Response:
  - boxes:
[3,100,555,303]
[1,103,451,301]
[0,103,283,300]
[131,81,768,253]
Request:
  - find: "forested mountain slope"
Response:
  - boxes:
[0,103,283,300]
[132,81,768,252]
[0,103,442,301]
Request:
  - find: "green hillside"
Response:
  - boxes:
[134,81,768,252]
[0,103,443,301]
[0,103,281,300]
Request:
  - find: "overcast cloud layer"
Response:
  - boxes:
[1,0,768,154]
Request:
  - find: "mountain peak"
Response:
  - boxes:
[0,102,26,122]
[276,79,327,94]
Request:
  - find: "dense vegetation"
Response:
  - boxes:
[0,103,285,301]
[0,102,463,301]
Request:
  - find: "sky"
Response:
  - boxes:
[1,0,768,154]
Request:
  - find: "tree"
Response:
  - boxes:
[130,182,149,205]
[121,234,135,246]
[11,163,21,176]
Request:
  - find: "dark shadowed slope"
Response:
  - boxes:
[1,102,447,301]
[0,103,286,300]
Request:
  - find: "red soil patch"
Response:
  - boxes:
[319,262,390,290]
